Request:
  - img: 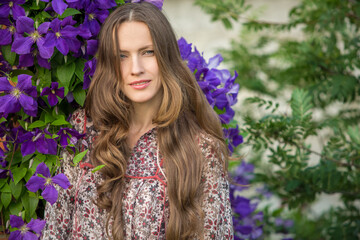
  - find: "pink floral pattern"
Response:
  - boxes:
[41,109,234,239]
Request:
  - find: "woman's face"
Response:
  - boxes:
[117,21,162,107]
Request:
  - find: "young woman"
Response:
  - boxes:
[41,2,234,239]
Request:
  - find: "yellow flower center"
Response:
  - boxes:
[9,25,15,33]
[51,89,56,94]
[45,178,53,186]
[30,30,41,42]
[88,13,95,20]
[9,2,14,7]
[20,225,29,234]
[55,32,61,38]
[11,88,22,98]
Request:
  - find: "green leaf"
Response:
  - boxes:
[221,18,233,29]
[60,8,81,18]
[92,165,105,173]
[291,89,313,122]
[10,181,23,200]
[21,192,39,217]
[45,111,55,124]
[1,183,11,193]
[28,120,46,129]
[1,45,16,65]
[52,115,69,126]
[73,85,86,106]
[57,62,75,91]
[12,168,28,185]
[9,201,23,215]
[75,58,86,81]
[73,149,88,165]
[38,68,52,88]
[0,117,6,124]
[0,179,6,189]
[1,192,11,208]
[347,126,360,145]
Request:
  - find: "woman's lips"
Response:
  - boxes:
[129,80,151,89]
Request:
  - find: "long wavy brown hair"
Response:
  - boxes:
[85,2,229,239]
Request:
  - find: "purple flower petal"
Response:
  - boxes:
[16,74,33,91]
[66,38,80,54]
[35,135,48,154]
[52,173,70,189]
[26,176,46,192]
[47,94,58,106]
[0,5,10,18]
[0,29,12,45]
[238,225,252,235]
[52,0,68,15]
[86,39,98,56]
[27,218,46,234]
[94,0,116,9]
[22,231,38,240]
[11,3,25,20]
[16,16,34,34]
[37,55,51,69]
[19,53,34,68]
[40,86,51,96]
[46,138,57,155]
[0,76,14,92]
[0,95,21,114]
[56,37,69,55]
[42,184,58,205]
[61,16,76,26]
[21,139,36,156]
[37,37,54,59]
[10,215,24,228]
[35,162,51,178]
[19,94,38,116]
[38,22,50,35]
[43,32,56,48]
[55,87,64,98]
[11,36,33,55]
[8,230,21,240]
[207,54,223,69]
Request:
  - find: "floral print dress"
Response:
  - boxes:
[41,109,234,239]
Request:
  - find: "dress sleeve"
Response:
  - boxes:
[41,109,86,239]
[200,138,234,240]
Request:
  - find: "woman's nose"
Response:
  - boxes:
[131,56,144,76]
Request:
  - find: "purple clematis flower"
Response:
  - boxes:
[0,0,25,20]
[83,2,109,36]
[83,58,96,89]
[56,127,85,148]
[41,82,65,106]
[0,21,17,46]
[129,0,163,10]
[40,0,68,15]
[44,17,81,56]
[0,54,12,77]
[18,47,51,69]
[9,215,45,240]
[11,17,53,59]
[0,74,38,116]
[223,126,243,153]
[20,128,57,156]
[26,162,70,205]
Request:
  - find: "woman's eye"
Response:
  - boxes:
[143,50,154,56]
[119,53,127,59]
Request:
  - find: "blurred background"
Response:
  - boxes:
[163,0,360,239]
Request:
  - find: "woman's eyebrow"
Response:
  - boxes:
[119,45,154,52]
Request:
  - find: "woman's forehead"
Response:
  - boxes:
[117,21,154,51]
